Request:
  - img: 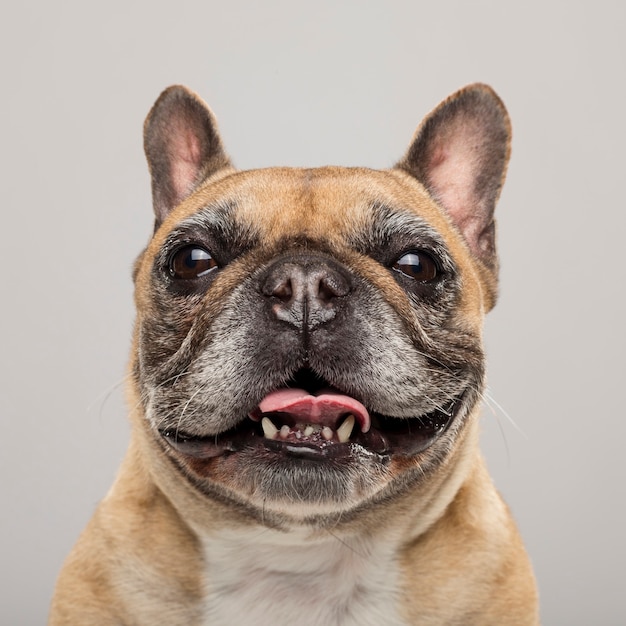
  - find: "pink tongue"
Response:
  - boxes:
[257,388,370,433]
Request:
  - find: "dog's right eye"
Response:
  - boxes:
[169,245,217,280]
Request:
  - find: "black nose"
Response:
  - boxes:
[261,255,351,330]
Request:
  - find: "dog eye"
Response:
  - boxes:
[393,251,438,282]
[169,245,217,279]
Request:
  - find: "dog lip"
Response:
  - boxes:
[159,430,236,458]
[158,394,463,460]
[262,438,362,461]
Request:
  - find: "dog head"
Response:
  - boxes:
[130,84,510,528]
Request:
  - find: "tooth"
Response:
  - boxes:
[337,414,355,443]
[261,417,278,440]
[280,425,290,439]
[322,426,333,441]
[304,425,314,437]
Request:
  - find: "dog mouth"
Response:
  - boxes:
[159,369,462,462]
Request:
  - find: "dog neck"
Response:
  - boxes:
[200,525,406,626]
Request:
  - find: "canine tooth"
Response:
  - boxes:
[261,417,278,440]
[304,425,314,437]
[280,425,290,439]
[322,426,334,441]
[337,414,355,443]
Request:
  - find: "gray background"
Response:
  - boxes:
[1,1,624,624]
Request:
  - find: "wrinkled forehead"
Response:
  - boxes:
[155,166,460,251]
[136,165,487,320]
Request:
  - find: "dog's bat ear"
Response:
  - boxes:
[144,85,233,226]
[396,84,511,278]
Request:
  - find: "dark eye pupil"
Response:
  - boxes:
[393,251,438,282]
[170,246,216,279]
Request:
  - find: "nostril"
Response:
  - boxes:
[317,272,350,302]
[269,278,293,302]
[261,267,300,303]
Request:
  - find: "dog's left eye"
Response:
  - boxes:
[169,245,217,279]
[393,251,438,282]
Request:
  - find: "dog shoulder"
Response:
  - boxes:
[49,446,206,625]
[400,458,540,625]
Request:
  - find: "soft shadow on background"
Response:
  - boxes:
[1,1,624,624]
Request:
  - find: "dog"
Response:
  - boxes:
[49,83,539,625]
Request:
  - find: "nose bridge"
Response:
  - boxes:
[261,253,351,330]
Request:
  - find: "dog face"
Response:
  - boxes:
[132,85,510,524]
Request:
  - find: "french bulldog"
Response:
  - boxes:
[49,83,539,625]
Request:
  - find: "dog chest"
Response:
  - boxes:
[200,528,406,626]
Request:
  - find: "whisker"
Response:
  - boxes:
[87,375,131,422]
[483,387,528,439]
[324,527,368,559]
[174,378,212,437]
[480,390,511,464]
[128,370,196,430]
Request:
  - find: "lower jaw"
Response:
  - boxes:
[155,407,464,518]
[166,441,393,519]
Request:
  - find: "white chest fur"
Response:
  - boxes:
[201,527,405,626]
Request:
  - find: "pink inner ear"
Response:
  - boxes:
[426,124,487,258]
[168,122,204,205]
